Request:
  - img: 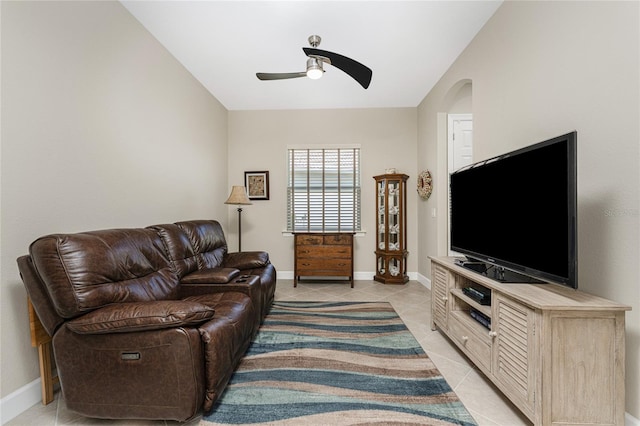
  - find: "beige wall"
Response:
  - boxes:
[2,0,638,422]
[227,109,417,276]
[0,0,228,403]
[417,1,639,418]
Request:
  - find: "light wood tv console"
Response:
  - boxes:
[430,256,630,426]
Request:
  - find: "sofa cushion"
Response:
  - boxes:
[29,228,179,318]
[175,220,227,269]
[181,268,240,284]
[148,223,199,278]
[67,300,215,334]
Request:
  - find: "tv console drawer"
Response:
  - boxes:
[448,312,491,372]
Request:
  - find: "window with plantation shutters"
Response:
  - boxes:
[287,147,361,232]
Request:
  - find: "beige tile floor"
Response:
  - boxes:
[8,279,532,426]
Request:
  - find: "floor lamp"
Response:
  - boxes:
[224,186,252,252]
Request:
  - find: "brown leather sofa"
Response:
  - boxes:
[17,220,276,421]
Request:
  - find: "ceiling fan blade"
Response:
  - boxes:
[256,72,306,81]
[303,47,372,89]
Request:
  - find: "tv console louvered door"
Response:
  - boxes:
[430,256,630,426]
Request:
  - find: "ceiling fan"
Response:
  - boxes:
[256,35,372,89]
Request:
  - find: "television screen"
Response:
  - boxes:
[450,131,577,288]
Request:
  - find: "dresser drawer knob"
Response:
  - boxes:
[488,331,498,338]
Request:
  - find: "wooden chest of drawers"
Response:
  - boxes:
[294,233,354,287]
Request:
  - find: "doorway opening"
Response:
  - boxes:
[447,114,473,256]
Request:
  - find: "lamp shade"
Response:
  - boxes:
[225,186,252,205]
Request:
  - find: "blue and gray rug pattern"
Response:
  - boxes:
[201,301,477,425]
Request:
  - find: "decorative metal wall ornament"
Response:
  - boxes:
[417,170,433,199]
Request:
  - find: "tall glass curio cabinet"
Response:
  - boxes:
[374,173,409,284]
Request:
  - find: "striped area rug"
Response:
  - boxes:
[201,301,476,425]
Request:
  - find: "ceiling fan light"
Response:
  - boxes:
[306,57,323,80]
[307,68,323,80]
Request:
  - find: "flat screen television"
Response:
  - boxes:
[450,131,577,289]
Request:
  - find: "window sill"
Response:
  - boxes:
[282,231,366,237]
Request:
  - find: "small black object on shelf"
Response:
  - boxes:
[463,286,491,305]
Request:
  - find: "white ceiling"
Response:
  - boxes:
[121,1,502,111]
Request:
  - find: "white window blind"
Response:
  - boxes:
[287,147,361,232]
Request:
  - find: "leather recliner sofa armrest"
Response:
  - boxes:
[179,280,259,298]
[223,251,270,270]
[66,300,215,334]
[179,276,262,329]
[181,268,240,284]
[17,255,65,336]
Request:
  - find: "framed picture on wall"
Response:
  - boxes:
[245,171,269,200]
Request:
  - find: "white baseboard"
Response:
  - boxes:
[355,271,377,280]
[627,412,640,426]
[1,378,42,425]
[417,273,431,290]
[278,270,294,279]
[279,270,377,280]
[278,271,423,282]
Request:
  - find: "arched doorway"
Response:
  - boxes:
[437,80,472,256]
